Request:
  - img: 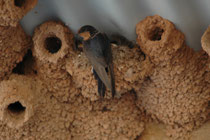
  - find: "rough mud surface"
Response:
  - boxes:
[66,44,151,101]
[136,15,210,138]
[0,0,37,27]
[0,13,209,140]
[138,121,210,140]
[0,24,31,81]
[32,21,77,103]
[0,21,146,140]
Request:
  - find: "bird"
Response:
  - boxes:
[110,33,145,60]
[76,25,116,98]
[110,33,135,49]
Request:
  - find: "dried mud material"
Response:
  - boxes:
[32,21,77,102]
[136,15,210,138]
[0,0,38,27]
[201,25,210,68]
[0,24,31,81]
[0,75,40,129]
[138,121,210,140]
[66,39,151,101]
[0,20,146,139]
[0,2,209,139]
[69,93,145,140]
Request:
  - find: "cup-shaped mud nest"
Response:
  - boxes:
[201,26,210,56]
[32,21,75,102]
[0,75,38,128]
[33,21,74,64]
[0,24,31,81]
[136,15,185,63]
[0,0,38,26]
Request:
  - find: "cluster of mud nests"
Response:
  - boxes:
[0,1,209,139]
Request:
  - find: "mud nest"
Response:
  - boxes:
[0,0,38,26]
[0,5,209,139]
[136,15,210,138]
[0,24,31,81]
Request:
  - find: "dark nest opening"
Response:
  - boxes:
[45,36,62,54]
[148,27,164,41]
[14,0,25,7]
[12,50,32,75]
[7,101,26,114]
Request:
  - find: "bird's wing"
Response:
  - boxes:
[101,33,116,96]
[84,33,113,90]
[92,62,111,89]
[93,69,106,97]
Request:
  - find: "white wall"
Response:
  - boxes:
[20,0,210,50]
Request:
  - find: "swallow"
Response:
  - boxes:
[110,34,135,49]
[92,69,106,97]
[76,25,116,98]
[110,33,146,60]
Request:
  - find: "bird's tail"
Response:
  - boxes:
[93,64,116,97]
[93,69,106,97]
[94,65,112,89]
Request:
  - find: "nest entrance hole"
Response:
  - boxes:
[45,36,62,54]
[14,0,25,7]
[12,50,32,75]
[148,27,164,41]
[7,101,26,115]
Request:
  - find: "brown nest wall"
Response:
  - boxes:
[136,15,210,138]
[0,88,145,140]
[66,43,152,101]
[0,24,31,81]
[0,11,209,139]
[0,20,146,139]
[32,21,78,102]
[0,0,38,27]
[0,19,146,140]
[69,93,145,140]
[0,75,39,128]
[201,25,210,68]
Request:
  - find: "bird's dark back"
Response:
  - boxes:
[83,33,112,65]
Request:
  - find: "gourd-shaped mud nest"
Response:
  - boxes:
[0,2,209,139]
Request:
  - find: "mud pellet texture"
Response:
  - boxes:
[0,24,31,81]
[0,0,37,27]
[136,15,210,138]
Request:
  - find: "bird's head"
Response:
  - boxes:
[77,25,98,41]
